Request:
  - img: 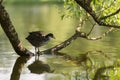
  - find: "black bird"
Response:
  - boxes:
[26,31,55,60]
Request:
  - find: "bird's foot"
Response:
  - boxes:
[37,51,42,56]
[34,52,41,61]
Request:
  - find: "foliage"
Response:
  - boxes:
[63,0,120,25]
[62,0,86,19]
[71,51,120,80]
[92,0,120,25]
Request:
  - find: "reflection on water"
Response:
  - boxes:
[10,56,30,80]
[28,60,53,74]
[0,3,120,80]
[8,51,120,80]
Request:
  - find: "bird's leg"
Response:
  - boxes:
[35,47,37,61]
[38,47,40,53]
[38,48,40,60]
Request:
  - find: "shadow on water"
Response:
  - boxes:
[10,50,120,80]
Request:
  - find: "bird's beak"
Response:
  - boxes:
[53,36,55,39]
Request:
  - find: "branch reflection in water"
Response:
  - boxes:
[10,56,30,80]
[9,50,118,80]
[55,50,117,80]
[10,56,53,80]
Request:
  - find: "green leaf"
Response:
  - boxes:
[61,14,65,20]
[93,0,96,5]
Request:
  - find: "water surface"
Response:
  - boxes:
[0,3,120,80]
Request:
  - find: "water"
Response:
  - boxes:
[0,3,120,80]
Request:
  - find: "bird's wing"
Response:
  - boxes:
[29,31,45,36]
[28,31,46,42]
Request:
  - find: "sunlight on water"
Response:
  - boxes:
[21,73,65,80]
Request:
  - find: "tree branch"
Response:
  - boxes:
[100,8,120,20]
[0,3,33,56]
[86,28,114,40]
[42,26,113,53]
[74,0,120,28]
[42,30,79,54]
[0,0,116,56]
[87,23,96,36]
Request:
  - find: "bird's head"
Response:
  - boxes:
[46,33,55,39]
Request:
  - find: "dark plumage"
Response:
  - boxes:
[26,31,55,60]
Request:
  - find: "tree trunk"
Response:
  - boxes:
[0,3,33,56]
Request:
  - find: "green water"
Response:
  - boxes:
[0,3,120,80]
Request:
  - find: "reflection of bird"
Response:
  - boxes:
[26,31,55,60]
[28,60,54,74]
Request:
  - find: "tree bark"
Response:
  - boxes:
[0,3,33,56]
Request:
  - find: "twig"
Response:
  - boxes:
[100,8,120,20]
[97,0,114,14]
[42,27,114,53]
[87,23,96,36]
[86,28,114,40]
[77,13,89,30]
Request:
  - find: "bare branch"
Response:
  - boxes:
[77,14,89,30]
[87,23,96,36]
[42,31,79,54]
[86,28,114,40]
[42,26,114,53]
